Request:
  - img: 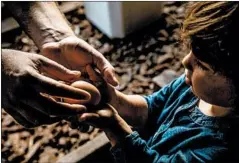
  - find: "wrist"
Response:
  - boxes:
[104,130,118,147]
[7,1,76,51]
[40,29,75,47]
[108,88,125,110]
[115,114,133,135]
[105,114,133,146]
[36,2,76,49]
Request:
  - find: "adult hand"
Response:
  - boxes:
[42,36,119,86]
[1,49,88,128]
[4,2,119,86]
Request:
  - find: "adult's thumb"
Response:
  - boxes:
[39,55,81,82]
[103,67,119,87]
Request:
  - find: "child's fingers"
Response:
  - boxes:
[78,113,100,126]
[86,65,103,82]
[103,67,119,87]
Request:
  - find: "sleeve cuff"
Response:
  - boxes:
[110,143,125,163]
[109,131,139,163]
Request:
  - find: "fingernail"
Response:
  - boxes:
[72,71,81,77]
[104,69,119,86]
[78,115,86,122]
[113,75,119,82]
[115,85,120,90]
[112,75,119,86]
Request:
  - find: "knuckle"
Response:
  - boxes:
[35,55,47,66]
[13,67,31,79]
[20,68,35,82]
[58,64,68,72]
[28,53,42,65]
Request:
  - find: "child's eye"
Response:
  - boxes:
[195,59,209,71]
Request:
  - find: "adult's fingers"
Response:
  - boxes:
[76,40,119,86]
[67,116,91,132]
[85,65,103,83]
[39,55,81,82]
[19,85,87,115]
[78,112,100,127]
[92,51,119,86]
[103,67,119,87]
[29,69,91,100]
[39,92,87,115]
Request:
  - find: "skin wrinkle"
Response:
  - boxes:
[2,2,120,131]
[78,40,94,71]
[6,2,74,49]
[77,40,94,71]
[40,27,67,43]
[61,43,72,69]
[32,3,73,44]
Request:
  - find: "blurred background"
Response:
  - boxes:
[1,2,188,163]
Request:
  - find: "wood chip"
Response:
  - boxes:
[152,69,179,87]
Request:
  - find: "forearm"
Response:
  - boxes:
[4,2,74,50]
[102,88,148,146]
[110,90,148,128]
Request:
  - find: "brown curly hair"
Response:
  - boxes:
[181,2,239,75]
[181,2,239,107]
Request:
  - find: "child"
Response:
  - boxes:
[78,2,239,163]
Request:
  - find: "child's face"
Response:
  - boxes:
[182,51,236,107]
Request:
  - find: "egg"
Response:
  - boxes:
[64,80,101,105]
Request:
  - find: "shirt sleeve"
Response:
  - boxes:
[143,75,186,133]
[110,131,227,163]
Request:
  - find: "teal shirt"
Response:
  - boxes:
[110,75,239,163]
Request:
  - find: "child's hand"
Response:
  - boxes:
[79,103,133,146]
[78,103,119,129]
[85,64,118,105]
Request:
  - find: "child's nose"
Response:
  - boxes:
[182,52,193,70]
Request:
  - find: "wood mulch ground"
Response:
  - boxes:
[1,2,189,162]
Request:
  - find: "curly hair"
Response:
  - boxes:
[181,2,239,75]
[181,2,239,107]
